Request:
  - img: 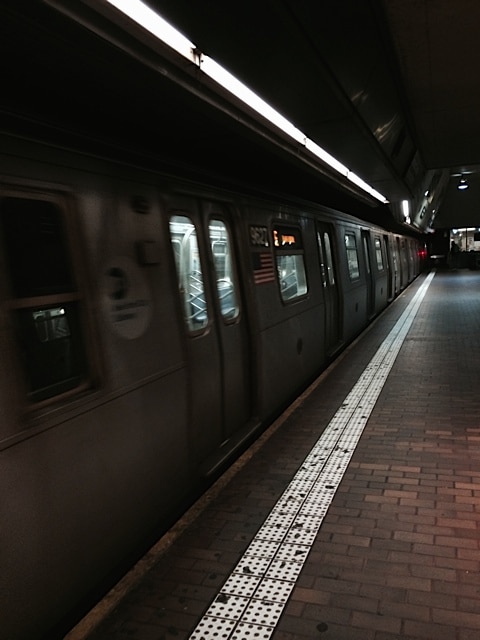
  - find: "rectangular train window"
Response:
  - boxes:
[362,235,371,274]
[345,232,360,280]
[317,231,336,287]
[273,224,308,301]
[323,232,335,285]
[169,215,208,331]
[0,196,86,403]
[374,236,384,270]
[208,219,239,321]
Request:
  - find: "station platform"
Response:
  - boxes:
[67,268,480,640]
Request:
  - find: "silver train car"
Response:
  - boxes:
[0,133,424,639]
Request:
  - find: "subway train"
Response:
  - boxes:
[0,131,425,640]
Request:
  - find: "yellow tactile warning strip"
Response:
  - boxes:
[188,272,436,639]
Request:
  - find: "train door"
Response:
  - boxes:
[316,222,341,355]
[168,200,252,472]
[361,230,375,317]
[204,204,251,439]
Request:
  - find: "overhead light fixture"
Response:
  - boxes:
[102,0,389,204]
[457,176,469,190]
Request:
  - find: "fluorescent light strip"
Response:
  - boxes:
[200,56,306,146]
[105,0,195,58]
[104,0,388,204]
[305,139,349,177]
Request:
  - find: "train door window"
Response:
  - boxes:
[317,231,336,287]
[169,215,208,331]
[317,233,327,287]
[345,232,360,280]
[397,237,405,286]
[0,196,86,403]
[374,236,384,271]
[208,219,239,321]
[273,224,307,302]
[324,233,335,285]
[392,241,399,280]
[362,234,371,275]
[383,235,393,299]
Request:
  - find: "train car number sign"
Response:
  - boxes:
[250,225,269,247]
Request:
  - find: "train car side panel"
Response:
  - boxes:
[244,204,327,418]
[1,372,188,640]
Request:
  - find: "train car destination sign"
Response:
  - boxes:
[273,225,303,249]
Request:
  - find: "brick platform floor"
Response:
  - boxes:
[76,269,480,640]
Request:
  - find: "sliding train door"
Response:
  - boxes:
[168,198,252,473]
[316,222,341,356]
[203,202,251,439]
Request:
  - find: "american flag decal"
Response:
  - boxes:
[252,251,275,285]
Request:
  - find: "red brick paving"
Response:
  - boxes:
[83,270,480,640]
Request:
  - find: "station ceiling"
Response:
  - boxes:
[2,1,479,231]
[148,0,480,229]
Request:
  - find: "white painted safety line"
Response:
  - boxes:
[188,272,435,639]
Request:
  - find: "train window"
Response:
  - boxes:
[317,231,336,287]
[374,237,384,270]
[273,224,308,301]
[16,304,85,402]
[362,235,371,275]
[323,233,335,285]
[2,197,73,297]
[208,219,239,321]
[317,233,327,287]
[169,215,208,331]
[345,233,360,280]
[0,196,86,402]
